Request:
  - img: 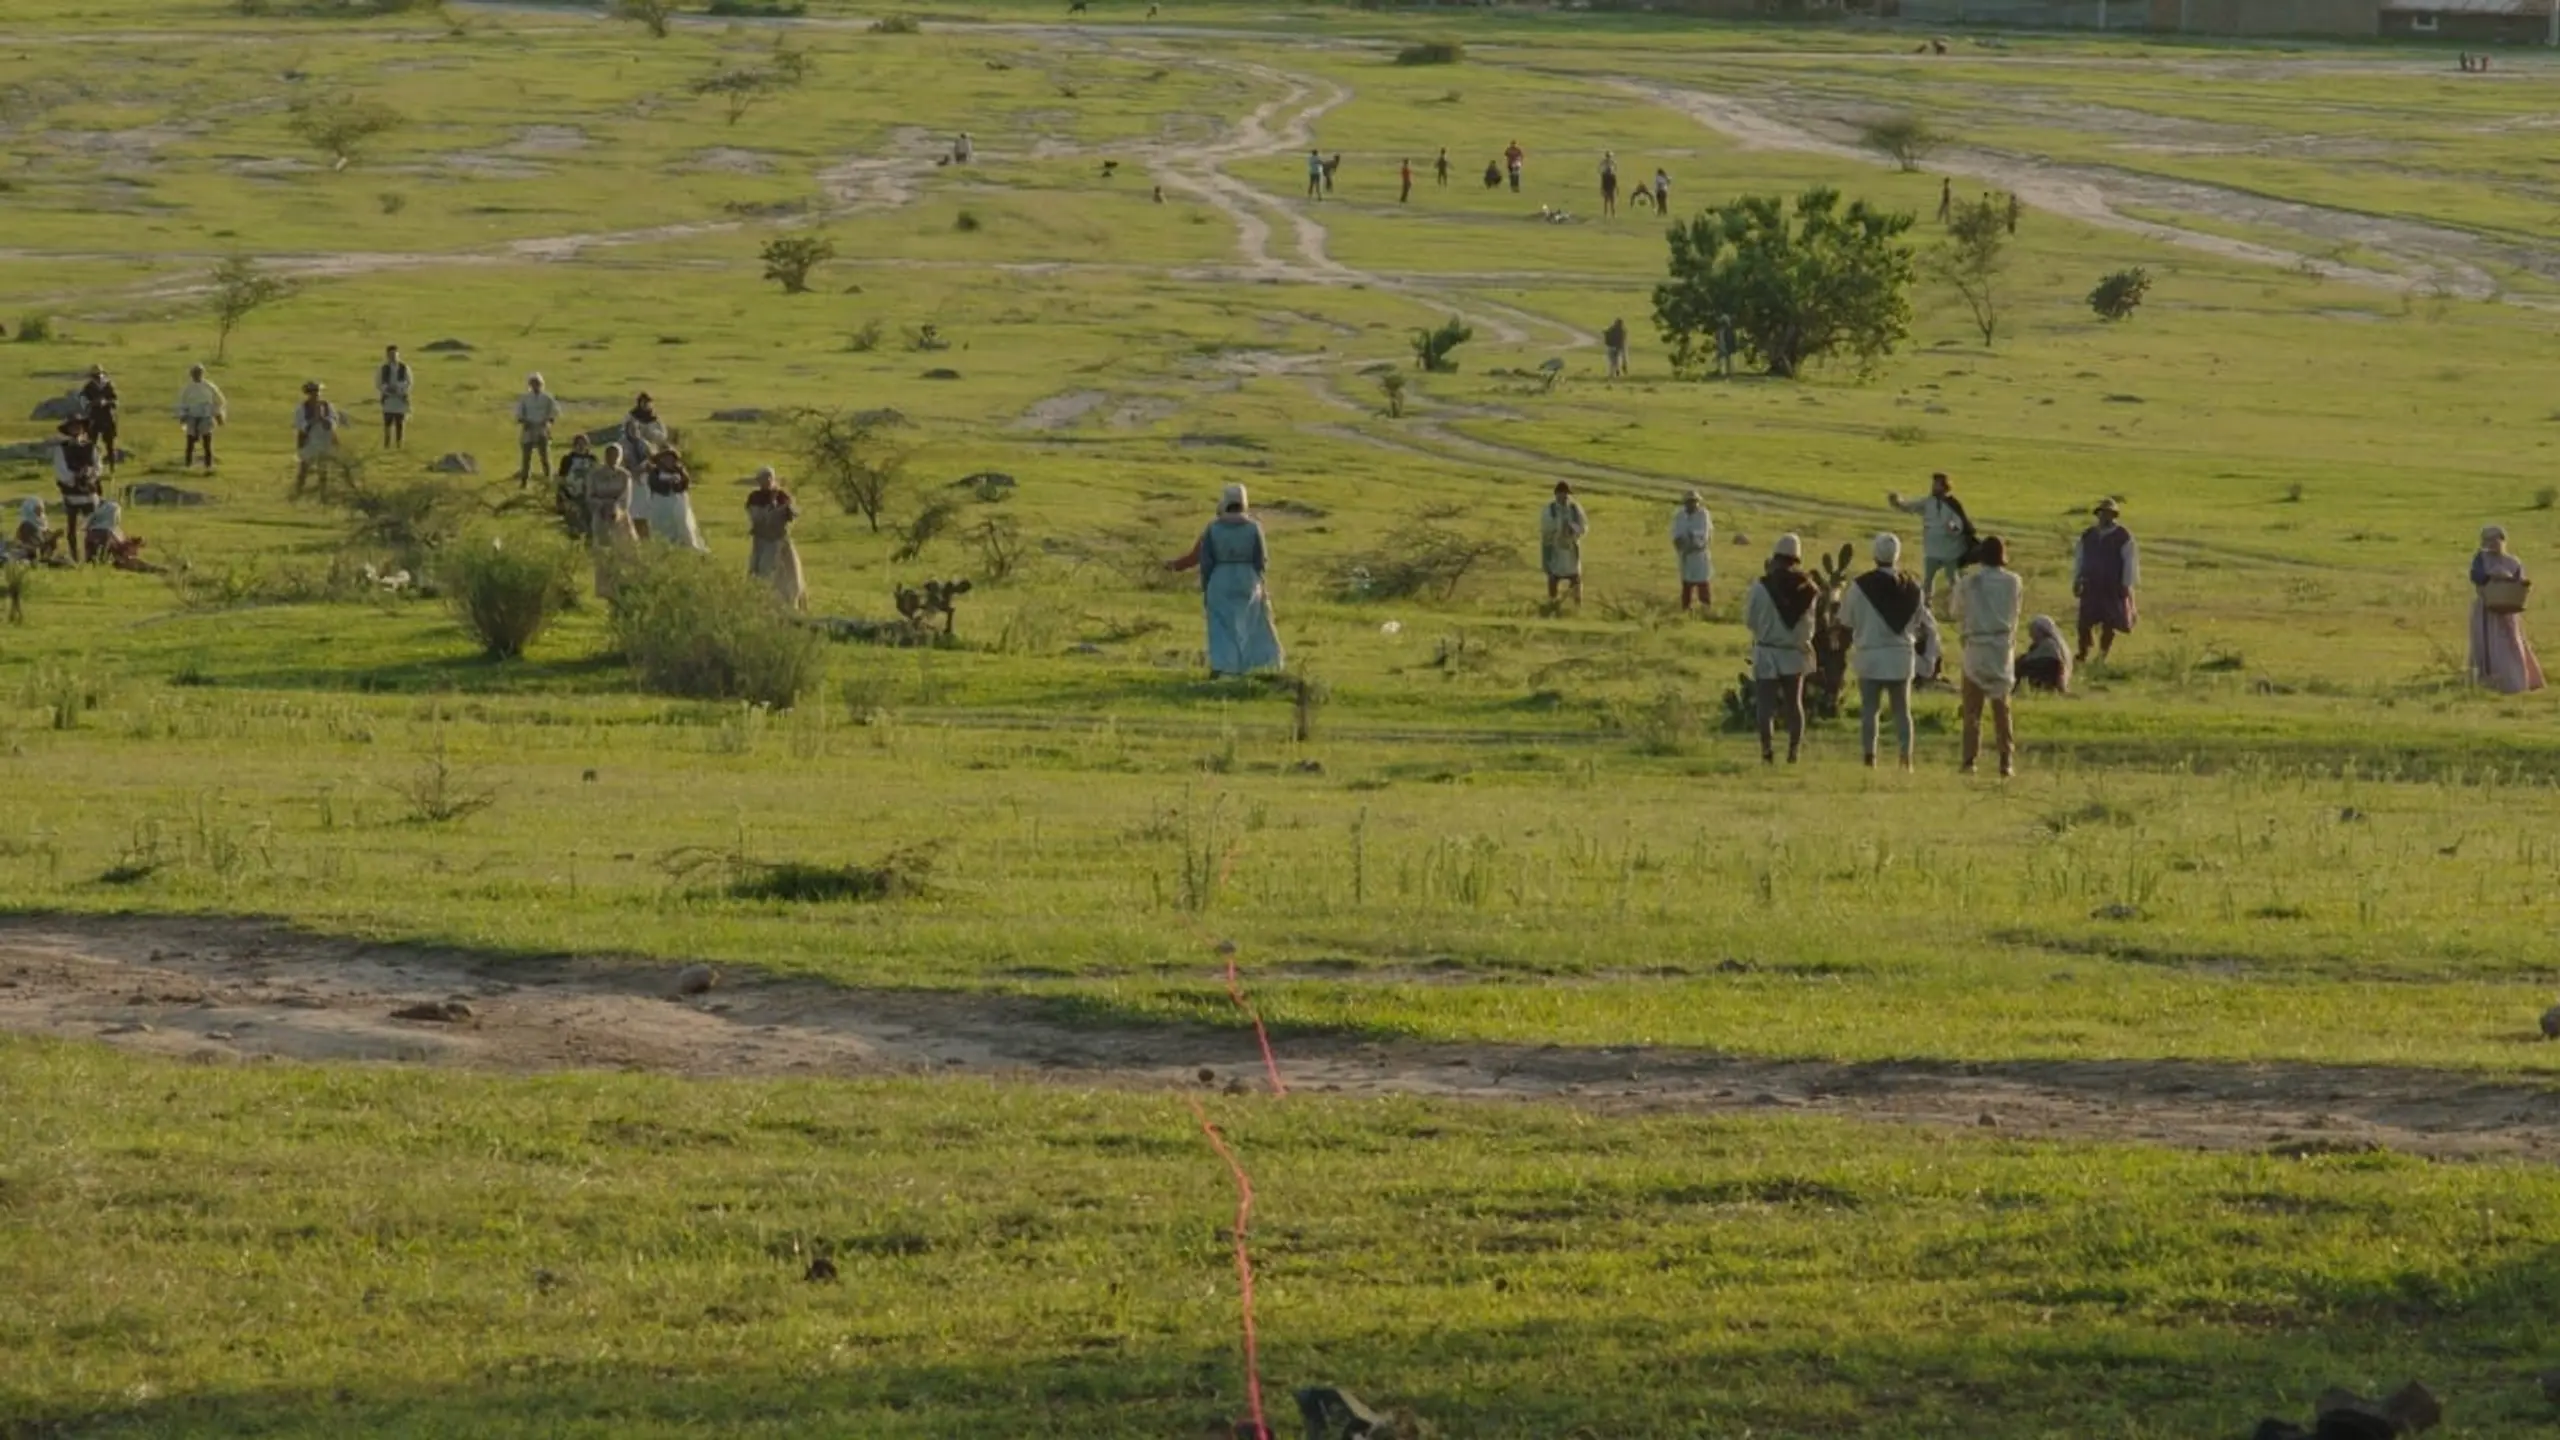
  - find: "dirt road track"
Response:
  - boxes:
[5,917,2556,1163]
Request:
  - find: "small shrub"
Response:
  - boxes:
[760,235,836,294]
[439,528,579,659]
[612,550,827,707]
[378,191,407,216]
[664,841,939,901]
[1340,514,1515,602]
[14,313,53,343]
[1879,424,1926,445]
[1,561,31,625]
[1380,371,1408,418]
[2089,267,2151,322]
[954,209,982,233]
[966,514,1025,580]
[892,494,963,563]
[22,660,108,731]
[869,12,920,31]
[846,319,885,352]
[286,92,407,167]
[1860,114,1942,172]
[707,0,807,13]
[1394,39,1463,64]
[390,743,495,824]
[1411,316,1472,374]
[2282,482,2306,504]
[2535,486,2558,511]
[616,0,676,36]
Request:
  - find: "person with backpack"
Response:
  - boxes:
[1887,470,1975,612]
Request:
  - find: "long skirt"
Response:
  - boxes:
[750,535,805,610]
[1202,568,1283,675]
[590,513,637,600]
[2470,599,2546,694]
[641,489,706,551]
[1542,542,1581,580]
[2077,585,2136,633]
[1678,550,1712,586]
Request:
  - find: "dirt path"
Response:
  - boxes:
[5,917,2552,1162]
[1628,80,2510,298]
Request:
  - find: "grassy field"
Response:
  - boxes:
[6,0,2560,1433]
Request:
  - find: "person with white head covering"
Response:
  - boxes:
[82,496,151,570]
[1840,531,1924,770]
[1670,489,1714,610]
[746,465,805,610]
[1954,534,2024,777]
[2019,615,2073,694]
[1743,533,1818,764]
[291,380,341,493]
[2469,524,2545,694]
[11,497,59,563]
[174,363,227,471]
[554,433,599,540]
[1540,480,1587,604]
[1167,483,1283,676]
[954,131,974,164]
[513,374,562,487]
[585,442,639,600]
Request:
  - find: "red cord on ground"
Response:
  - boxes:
[1216,939,1289,1097]
[1190,1095,1272,1440]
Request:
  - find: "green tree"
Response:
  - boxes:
[1931,195,2007,346]
[1652,188,1916,380]
[796,408,908,532]
[285,92,406,169]
[1410,316,1472,374]
[759,235,836,294]
[208,255,297,362]
[1860,114,1943,173]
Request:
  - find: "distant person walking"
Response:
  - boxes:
[51,416,102,562]
[513,374,562,486]
[1887,471,1976,612]
[746,466,806,610]
[2469,525,2545,693]
[1306,149,1325,200]
[174,363,226,471]
[1602,316,1629,379]
[79,365,120,474]
[1715,314,1738,378]
[1435,147,1450,186]
[1400,157,1414,203]
[291,381,341,493]
[1670,488,1713,611]
[1167,484,1285,676]
[1841,532,1924,770]
[1745,534,1818,765]
[1954,535,2023,778]
[1540,480,1587,604]
[2072,497,2139,662]
[1652,167,1670,215]
[2005,191,2022,234]
[375,344,413,449]
[1937,177,1952,224]
[1323,153,1342,194]
[1504,139,1525,192]
[585,442,638,600]
[1599,150,1619,217]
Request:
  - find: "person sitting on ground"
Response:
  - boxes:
[1955,535,2024,778]
[292,381,341,493]
[514,374,562,486]
[2018,614,2073,694]
[1670,488,1713,611]
[78,365,121,474]
[2073,497,2140,662]
[1745,534,1818,765]
[1481,158,1502,190]
[82,497,157,572]
[746,466,805,611]
[1540,480,1587,604]
[53,415,103,563]
[554,433,598,540]
[175,364,227,472]
[1842,531,1925,771]
[11,497,61,563]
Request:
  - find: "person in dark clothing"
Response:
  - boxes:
[1399,158,1413,203]
[78,365,120,473]
[1936,177,1952,224]
[1602,316,1629,379]
[1434,147,1450,186]
[53,415,103,563]
[2072,498,2140,662]
[1482,159,1502,190]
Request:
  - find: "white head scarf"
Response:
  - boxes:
[89,498,121,532]
[755,466,777,485]
[1772,533,1802,561]
[1873,532,1902,567]
[2482,524,2508,550]
[1220,483,1248,513]
[18,498,43,529]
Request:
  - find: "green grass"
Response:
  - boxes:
[6,0,2560,1432]
[11,1037,2560,1438]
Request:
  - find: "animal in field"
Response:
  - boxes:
[1068,0,1087,13]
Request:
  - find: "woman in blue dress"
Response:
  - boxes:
[1168,484,1284,676]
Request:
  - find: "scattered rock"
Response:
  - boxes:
[672,963,718,997]
[1197,1067,1217,1084]
[921,368,961,380]
[1291,759,1325,775]
[126,482,211,506]
[101,1021,153,1036]
[0,439,57,463]
[2337,806,2366,823]
[1976,1111,1999,1128]
[391,1000,473,1023]
[206,1030,235,1042]
[2384,1382,2442,1434]
[2090,903,2142,921]
[420,338,475,353]
[427,452,478,475]
[30,393,82,422]
[708,408,766,423]
[2102,393,2145,404]
[1068,642,1103,655]
[852,407,908,428]
[803,1255,839,1283]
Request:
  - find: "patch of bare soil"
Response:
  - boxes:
[3,917,2554,1162]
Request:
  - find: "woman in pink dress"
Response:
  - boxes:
[2470,525,2545,694]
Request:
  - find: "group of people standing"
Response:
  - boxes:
[1314,143,1676,222]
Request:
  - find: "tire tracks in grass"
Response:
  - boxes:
[6,915,2555,1164]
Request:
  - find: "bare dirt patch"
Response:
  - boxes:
[2,917,2555,1162]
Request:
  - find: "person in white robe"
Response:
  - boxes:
[174,364,226,471]
[1840,532,1923,770]
[513,374,562,486]
[1743,534,1818,764]
[1540,481,1587,604]
[1953,534,2024,778]
[1670,489,1713,611]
